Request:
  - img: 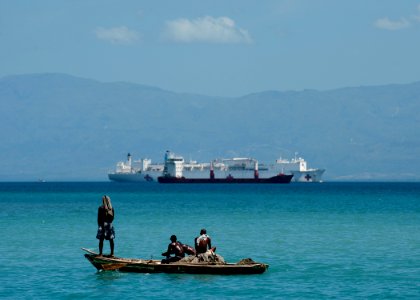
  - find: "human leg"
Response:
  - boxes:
[110,239,114,256]
[99,238,104,256]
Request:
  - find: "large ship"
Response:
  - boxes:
[108,151,325,183]
[158,153,293,184]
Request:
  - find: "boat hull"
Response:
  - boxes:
[84,253,268,275]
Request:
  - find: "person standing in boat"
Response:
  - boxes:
[96,195,115,257]
[194,228,214,254]
[161,235,185,264]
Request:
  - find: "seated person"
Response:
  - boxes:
[161,235,185,264]
[194,228,215,254]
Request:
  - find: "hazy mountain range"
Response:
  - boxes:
[1,73,419,181]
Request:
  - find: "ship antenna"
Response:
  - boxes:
[127,153,132,171]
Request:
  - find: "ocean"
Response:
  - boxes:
[1,182,419,299]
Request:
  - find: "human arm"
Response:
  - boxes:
[108,208,115,223]
[162,243,172,257]
[194,237,198,251]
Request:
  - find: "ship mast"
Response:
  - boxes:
[127,153,132,172]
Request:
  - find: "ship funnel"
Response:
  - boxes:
[127,153,132,170]
[210,161,215,180]
[254,160,259,179]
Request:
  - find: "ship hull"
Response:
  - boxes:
[108,172,158,182]
[108,169,326,183]
[290,169,325,182]
[158,174,293,184]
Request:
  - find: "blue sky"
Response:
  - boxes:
[1,0,420,96]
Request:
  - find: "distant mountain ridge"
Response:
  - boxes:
[1,73,419,181]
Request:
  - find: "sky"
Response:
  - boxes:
[1,0,420,97]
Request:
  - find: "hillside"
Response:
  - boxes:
[1,73,419,181]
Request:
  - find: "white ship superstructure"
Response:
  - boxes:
[162,151,184,178]
[108,153,163,182]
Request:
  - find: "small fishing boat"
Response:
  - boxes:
[82,248,268,275]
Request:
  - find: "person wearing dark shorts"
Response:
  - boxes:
[96,195,115,257]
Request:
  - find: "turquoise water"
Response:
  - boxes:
[1,182,420,299]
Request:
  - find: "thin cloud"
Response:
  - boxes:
[413,4,420,21]
[374,17,410,30]
[95,26,139,44]
[163,16,252,44]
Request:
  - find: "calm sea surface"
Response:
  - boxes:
[1,182,419,299]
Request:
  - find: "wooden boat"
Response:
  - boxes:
[82,248,268,275]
